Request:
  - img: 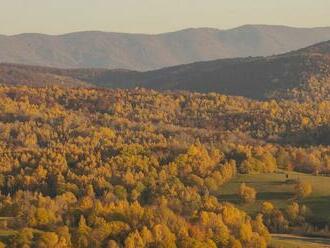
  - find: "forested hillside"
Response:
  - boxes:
[1,40,329,100]
[0,86,329,247]
[0,64,91,87]
[71,40,330,100]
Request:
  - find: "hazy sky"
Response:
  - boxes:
[1,0,330,35]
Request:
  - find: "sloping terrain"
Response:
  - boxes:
[0,85,329,246]
[77,40,330,100]
[0,64,91,87]
[0,40,329,100]
[1,25,330,70]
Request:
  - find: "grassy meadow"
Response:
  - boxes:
[219,171,330,225]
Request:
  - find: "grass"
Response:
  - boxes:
[0,230,16,237]
[0,229,17,244]
[271,234,330,248]
[0,227,44,244]
[0,217,17,238]
[219,170,330,224]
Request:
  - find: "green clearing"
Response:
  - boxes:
[219,171,330,224]
[0,229,17,244]
[0,229,16,237]
[271,234,330,248]
[0,217,16,236]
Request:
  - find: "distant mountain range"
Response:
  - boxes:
[1,25,330,70]
[1,40,330,100]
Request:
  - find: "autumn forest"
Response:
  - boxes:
[0,84,327,247]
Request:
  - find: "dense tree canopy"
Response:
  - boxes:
[0,85,329,247]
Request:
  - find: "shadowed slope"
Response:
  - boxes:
[0,40,329,100]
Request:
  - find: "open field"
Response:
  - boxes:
[0,230,16,237]
[0,229,17,244]
[219,171,330,224]
[271,234,330,248]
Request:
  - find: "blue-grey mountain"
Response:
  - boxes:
[1,25,330,70]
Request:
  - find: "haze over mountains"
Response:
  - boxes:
[1,25,330,70]
[1,40,330,100]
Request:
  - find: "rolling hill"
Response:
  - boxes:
[97,40,330,100]
[1,25,330,70]
[0,40,329,100]
[0,63,91,87]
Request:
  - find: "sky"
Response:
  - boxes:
[1,0,330,35]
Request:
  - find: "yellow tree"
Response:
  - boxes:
[238,183,257,203]
[295,181,312,199]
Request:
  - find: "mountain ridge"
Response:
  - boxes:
[1,25,330,70]
[4,24,330,36]
[0,40,330,100]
